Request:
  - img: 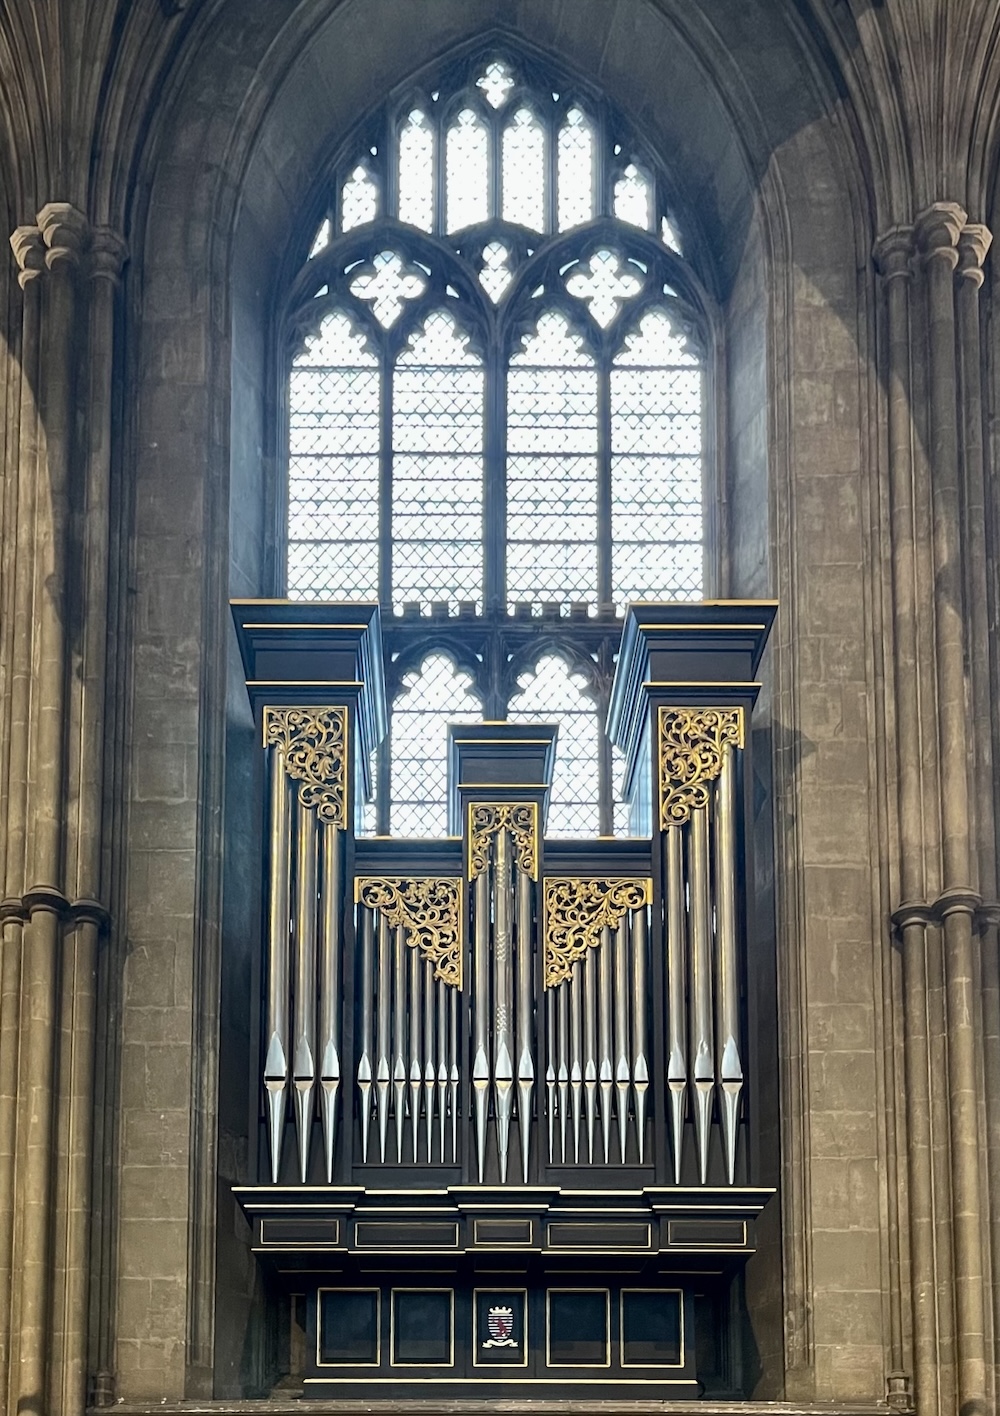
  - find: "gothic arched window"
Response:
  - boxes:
[283,52,715,836]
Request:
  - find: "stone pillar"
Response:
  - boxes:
[0,207,126,1416]
[875,207,995,1416]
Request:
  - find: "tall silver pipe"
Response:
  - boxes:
[375,912,391,1162]
[689,805,715,1183]
[545,988,557,1164]
[570,962,583,1162]
[264,752,292,1183]
[557,982,570,1162]
[318,824,342,1182]
[714,747,742,1183]
[292,796,319,1183]
[436,980,448,1162]
[423,959,436,1163]
[583,946,598,1163]
[472,867,491,1181]
[631,906,649,1164]
[515,866,534,1183]
[493,829,515,1182]
[613,916,631,1163]
[665,826,687,1183]
[357,905,375,1163]
[408,941,423,1162]
[449,986,459,1163]
[598,924,614,1164]
[392,924,407,1162]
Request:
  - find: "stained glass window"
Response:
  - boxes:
[286,52,711,836]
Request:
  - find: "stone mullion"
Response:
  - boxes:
[876,228,938,1416]
[918,203,989,1416]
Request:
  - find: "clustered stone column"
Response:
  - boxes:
[875,204,997,1416]
[0,205,126,1416]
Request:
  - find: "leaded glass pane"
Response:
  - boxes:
[309,217,331,258]
[390,654,481,836]
[508,655,599,836]
[502,108,546,232]
[398,110,435,232]
[479,240,512,302]
[477,60,514,109]
[349,250,426,328]
[661,215,682,253]
[565,248,643,328]
[612,744,631,836]
[613,163,651,229]
[287,311,380,599]
[392,310,484,609]
[507,311,598,603]
[557,108,594,231]
[446,108,489,231]
[611,307,703,605]
[341,165,378,230]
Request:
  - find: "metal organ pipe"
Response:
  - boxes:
[664,825,687,1183]
[423,959,436,1163]
[392,925,407,1162]
[357,906,375,1162]
[493,829,515,1182]
[515,865,534,1183]
[583,946,598,1163]
[598,924,614,1164]
[408,941,422,1162]
[375,913,391,1162]
[631,906,649,1164]
[613,918,631,1163]
[570,961,584,1163]
[319,824,342,1182]
[292,795,319,1183]
[688,805,715,1184]
[264,752,292,1183]
[714,745,742,1183]
[472,867,490,1181]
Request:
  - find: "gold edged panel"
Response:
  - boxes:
[472,1287,529,1368]
[390,1287,455,1368]
[619,1287,685,1369]
[545,1288,612,1369]
[315,1287,381,1368]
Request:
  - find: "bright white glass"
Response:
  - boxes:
[309,217,331,257]
[349,250,426,328]
[390,653,481,836]
[446,108,489,231]
[565,248,643,328]
[507,311,598,603]
[392,310,484,609]
[557,108,594,230]
[398,110,435,231]
[287,311,380,599]
[502,108,546,231]
[341,165,378,230]
[477,60,515,109]
[613,163,651,229]
[508,654,600,837]
[479,241,512,302]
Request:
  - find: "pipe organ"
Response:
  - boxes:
[232,598,776,1398]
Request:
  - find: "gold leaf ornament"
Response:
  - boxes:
[468,802,539,880]
[264,706,348,827]
[543,877,651,987]
[356,877,463,988]
[658,707,744,829]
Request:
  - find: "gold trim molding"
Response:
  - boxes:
[467,803,539,881]
[356,877,463,988]
[543,878,652,988]
[264,706,348,828]
[658,707,744,829]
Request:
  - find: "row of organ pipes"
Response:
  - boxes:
[260,747,743,1188]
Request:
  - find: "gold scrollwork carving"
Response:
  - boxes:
[264,706,348,828]
[543,878,652,988]
[658,706,744,829]
[467,803,539,882]
[356,877,463,989]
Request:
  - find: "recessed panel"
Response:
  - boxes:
[620,1289,683,1367]
[473,1290,528,1367]
[317,1289,380,1366]
[391,1289,454,1366]
[546,1289,610,1367]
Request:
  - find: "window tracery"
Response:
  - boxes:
[284,49,714,836]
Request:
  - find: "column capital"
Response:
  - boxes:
[914,202,966,269]
[873,226,914,281]
[37,202,90,271]
[10,225,46,288]
[90,226,128,285]
[957,223,992,288]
